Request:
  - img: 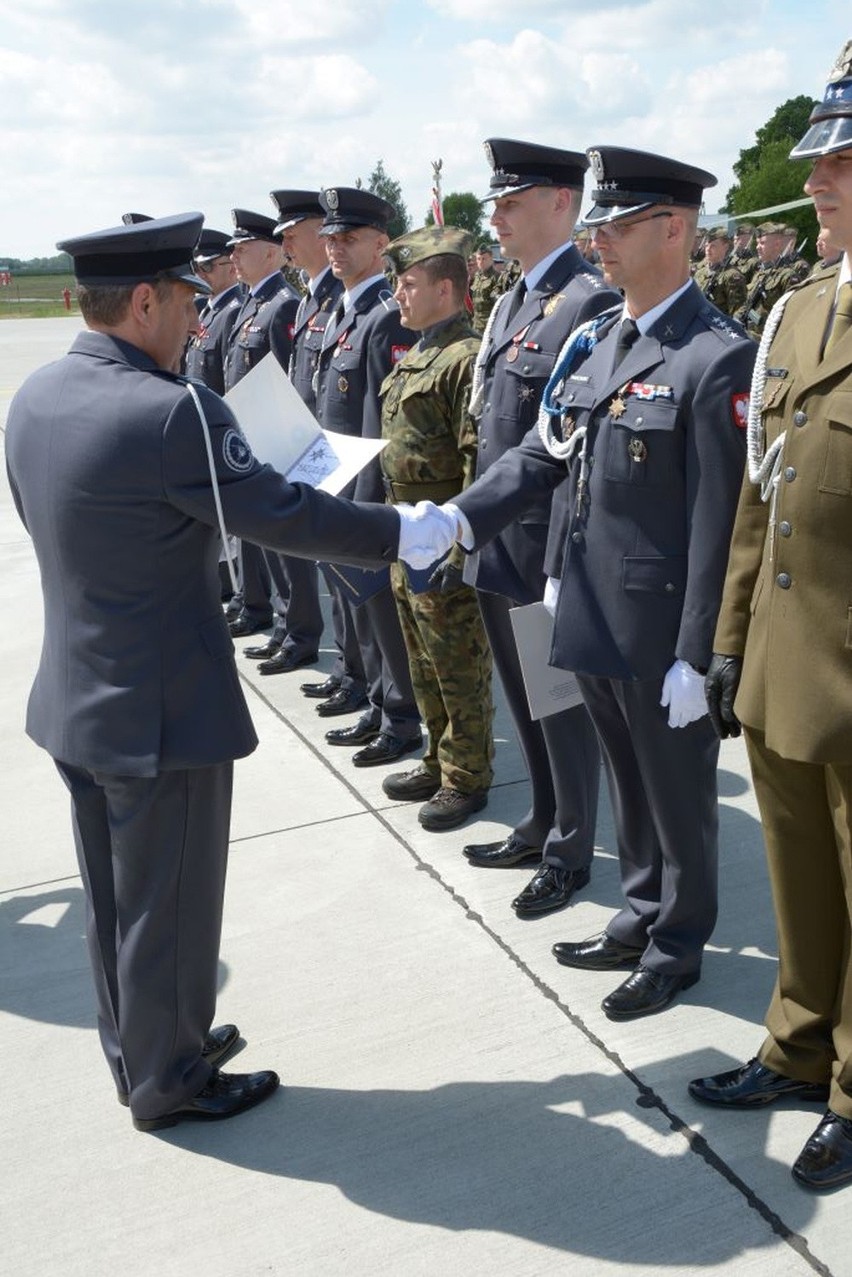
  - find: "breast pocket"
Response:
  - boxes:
[604,398,680,486]
[820,391,852,497]
[497,349,555,434]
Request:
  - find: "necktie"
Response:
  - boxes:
[824,283,852,357]
[611,317,639,371]
[504,280,527,326]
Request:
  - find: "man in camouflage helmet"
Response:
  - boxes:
[469,242,502,334]
[379,226,493,830]
[735,220,810,338]
[693,226,747,317]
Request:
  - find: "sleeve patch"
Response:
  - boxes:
[731,392,749,429]
[391,345,410,363]
[223,427,255,472]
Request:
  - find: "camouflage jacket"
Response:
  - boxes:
[380,312,480,570]
[470,267,501,334]
[736,257,811,339]
[729,247,759,284]
[692,260,748,317]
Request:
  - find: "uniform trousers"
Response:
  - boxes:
[391,562,494,793]
[263,549,323,657]
[354,586,421,740]
[54,759,232,1122]
[477,590,599,868]
[745,727,852,1117]
[577,675,719,974]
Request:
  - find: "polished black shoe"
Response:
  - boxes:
[602,966,699,1021]
[316,687,369,717]
[133,1067,280,1131]
[463,834,541,868]
[688,1058,830,1108]
[792,1111,852,1190]
[419,787,487,831]
[382,766,441,801]
[244,639,282,660]
[325,719,381,746]
[352,732,422,767]
[512,864,590,918]
[258,649,318,676]
[301,675,342,699]
[117,1024,241,1106]
[229,613,273,638]
[552,932,645,970]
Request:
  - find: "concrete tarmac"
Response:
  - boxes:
[1,319,848,1275]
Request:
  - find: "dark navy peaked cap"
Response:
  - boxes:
[194,229,232,263]
[270,189,324,234]
[58,212,209,291]
[318,188,394,236]
[227,209,282,246]
[583,147,716,225]
[482,138,589,202]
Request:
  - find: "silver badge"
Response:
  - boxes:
[483,141,495,169]
[588,150,605,184]
[325,188,339,211]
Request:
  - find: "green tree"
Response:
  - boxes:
[425,191,485,238]
[726,95,819,259]
[366,160,411,240]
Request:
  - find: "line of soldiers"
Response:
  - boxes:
[691,219,810,335]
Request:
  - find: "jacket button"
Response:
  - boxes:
[664,582,676,593]
[784,466,797,481]
[522,364,532,373]
[776,572,791,589]
[572,531,583,543]
[779,520,792,537]
[793,410,807,427]
[480,437,487,448]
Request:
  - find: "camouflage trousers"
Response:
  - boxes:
[390,562,494,793]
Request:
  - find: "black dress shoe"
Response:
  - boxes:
[302,676,342,699]
[382,766,441,801]
[117,1024,241,1106]
[229,613,273,638]
[352,732,422,768]
[463,834,541,868]
[512,864,590,918]
[244,639,282,660]
[325,719,381,746]
[258,649,318,675]
[316,687,369,717]
[792,1111,852,1190]
[602,966,699,1020]
[689,1058,830,1108]
[133,1068,279,1131]
[552,932,645,970]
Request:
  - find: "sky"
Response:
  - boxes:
[0,0,849,259]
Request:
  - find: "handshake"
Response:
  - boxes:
[396,500,464,569]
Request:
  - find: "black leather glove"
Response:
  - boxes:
[704,653,743,739]
[427,560,464,595]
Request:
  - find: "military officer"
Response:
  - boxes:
[736,220,810,339]
[3,212,436,1131]
[470,243,502,334]
[184,228,243,395]
[458,138,619,926]
[436,147,755,1017]
[689,41,852,1192]
[312,187,421,766]
[693,226,747,317]
[379,226,494,830]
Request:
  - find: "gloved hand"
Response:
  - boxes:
[704,653,743,739]
[396,500,459,569]
[660,659,709,729]
[427,560,464,594]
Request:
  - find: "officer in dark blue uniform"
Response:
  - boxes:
[312,187,421,765]
[460,139,619,925]
[184,228,243,395]
[4,212,404,1130]
[449,148,755,1018]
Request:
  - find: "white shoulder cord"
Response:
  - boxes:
[745,289,796,561]
[469,290,511,420]
[186,383,240,594]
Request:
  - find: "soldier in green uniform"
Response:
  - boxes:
[469,243,502,334]
[693,226,747,317]
[378,226,494,831]
[497,256,522,294]
[729,221,759,283]
[736,220,811,338]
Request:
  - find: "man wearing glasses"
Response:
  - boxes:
[439,147,756,1019]
[184,228,243,394]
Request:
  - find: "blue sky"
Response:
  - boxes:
[0,0,848,257]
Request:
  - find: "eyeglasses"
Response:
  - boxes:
[593,212,673,239]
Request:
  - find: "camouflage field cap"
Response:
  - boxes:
[704,226,731,242]
[791,40,852,159]
[386,226,475,274]
[756,221,787,235]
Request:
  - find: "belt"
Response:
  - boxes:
[382,476,463,504]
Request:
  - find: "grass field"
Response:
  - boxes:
[0,274,79,319]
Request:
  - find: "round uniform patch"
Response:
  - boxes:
[223,428,254,472]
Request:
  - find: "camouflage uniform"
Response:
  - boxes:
[736,256,811,339]
[692,258,748,317]
[380,311,494,794]
[729,245,759,284]
[470,265,502,334]
[497,258,522,294]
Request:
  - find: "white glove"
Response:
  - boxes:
[660,659,709,729]
[396,500,459,569]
